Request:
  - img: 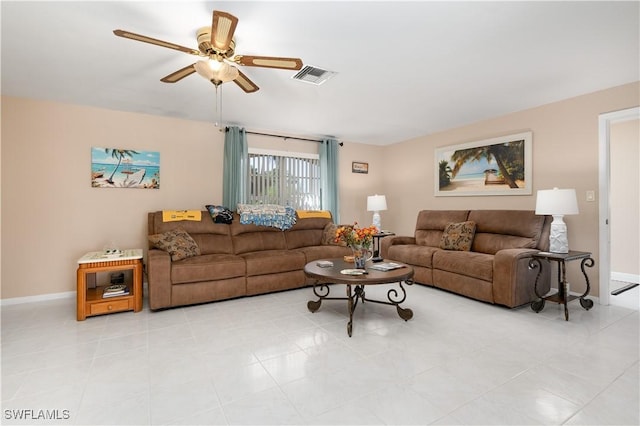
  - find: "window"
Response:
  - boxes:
[248,148,320,209]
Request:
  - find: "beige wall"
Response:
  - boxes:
[0,97,383,299]
[2,98,221,299]
[2,81,638,300]
[380,82,640,296]
[610,119,640,277]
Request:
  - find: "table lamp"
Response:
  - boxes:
[535,187,579,253]
[367,194,387,230]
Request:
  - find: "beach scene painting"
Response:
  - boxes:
[91,147,160,189]
[435,131,532,196]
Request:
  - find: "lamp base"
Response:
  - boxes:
[549,215,569,253]
[372,211,381,230]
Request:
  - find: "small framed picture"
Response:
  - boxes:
[352,161,369,174]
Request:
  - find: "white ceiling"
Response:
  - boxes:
[2,1,638,145]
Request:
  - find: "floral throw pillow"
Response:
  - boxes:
[439,221,476,251]
[148,228,201,261]
[321,223,350,246]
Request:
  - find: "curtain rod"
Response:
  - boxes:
[224,127,343,146]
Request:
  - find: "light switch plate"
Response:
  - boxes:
[586,190,595,202]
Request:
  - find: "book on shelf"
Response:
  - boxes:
[103,284,129,298]
[368,262,405,272]
[103,290,129,298]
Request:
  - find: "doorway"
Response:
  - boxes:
[598,106,640,309]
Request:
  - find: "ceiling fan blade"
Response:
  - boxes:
[235,55,303,70]
[211,10,238,53]
[234,70,259,93]
[113,29,201,56]
[160,64,197,83]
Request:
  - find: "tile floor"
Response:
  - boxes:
[610,280,640,311]
[1,284,638,425]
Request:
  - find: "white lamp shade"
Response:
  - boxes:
[535,188,579,215]
[367,195,387,212]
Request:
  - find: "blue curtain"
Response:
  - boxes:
[320,138,340,222]
[222,126,248,209]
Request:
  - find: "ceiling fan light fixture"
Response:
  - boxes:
[208,59,223,71]
[115,8,299,93]
[194,60,238,84]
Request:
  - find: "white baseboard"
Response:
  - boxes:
[1,281,148,307]
[611,272,640,284]
[1,291,75,306]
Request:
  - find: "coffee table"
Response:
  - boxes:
[304,258,414,337]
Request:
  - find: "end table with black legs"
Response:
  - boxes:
[529,250,595,321]
[372,231,395,261]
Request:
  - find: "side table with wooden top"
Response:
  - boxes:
[76,249,143,321]
[529,250,595,321]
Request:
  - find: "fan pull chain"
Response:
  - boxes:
[219,85,223,127]
[214,84,221,127]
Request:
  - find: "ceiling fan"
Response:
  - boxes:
[113,10,303,93]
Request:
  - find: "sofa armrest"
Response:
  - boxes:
[380,236,416,258]
[493,248,550,307]
[147,249,172,310]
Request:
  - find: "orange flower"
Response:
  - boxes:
[334,222,378,248]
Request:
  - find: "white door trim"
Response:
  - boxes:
[598,106,640,306]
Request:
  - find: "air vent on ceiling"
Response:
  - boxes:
[291,65,336,85]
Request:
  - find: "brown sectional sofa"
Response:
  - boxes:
[147,211,351,310]
[380,210,552,308]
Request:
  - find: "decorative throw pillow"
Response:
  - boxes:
[321,223,350,246]
[440,221,476,251]
[148,228,201,261]
[205,205,233,224]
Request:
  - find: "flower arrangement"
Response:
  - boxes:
[334,222,378,248]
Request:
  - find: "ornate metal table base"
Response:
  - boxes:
[307,280,414,337]
[529,251,594,321]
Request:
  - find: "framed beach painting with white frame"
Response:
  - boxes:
[434,131,532,196]
[91,147,160,189]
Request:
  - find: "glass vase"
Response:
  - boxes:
[352,245,370,269]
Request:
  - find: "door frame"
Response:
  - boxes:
[598,106,640,305]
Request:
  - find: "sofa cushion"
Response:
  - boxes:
[440,221,476,251]
[294,245,352,263]
[241,250,306,276]
[148,228,201,261]
[190,233,234,255]
[387,244,441,269]
[433,250,493,282]
[229,214,288,254]
[415,210,470,246]
[171,254,245,284]
[285,216,333,249]
[468,210,545,254]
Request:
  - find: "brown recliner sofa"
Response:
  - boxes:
[380,210,552,308]
[147,211,351,310]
